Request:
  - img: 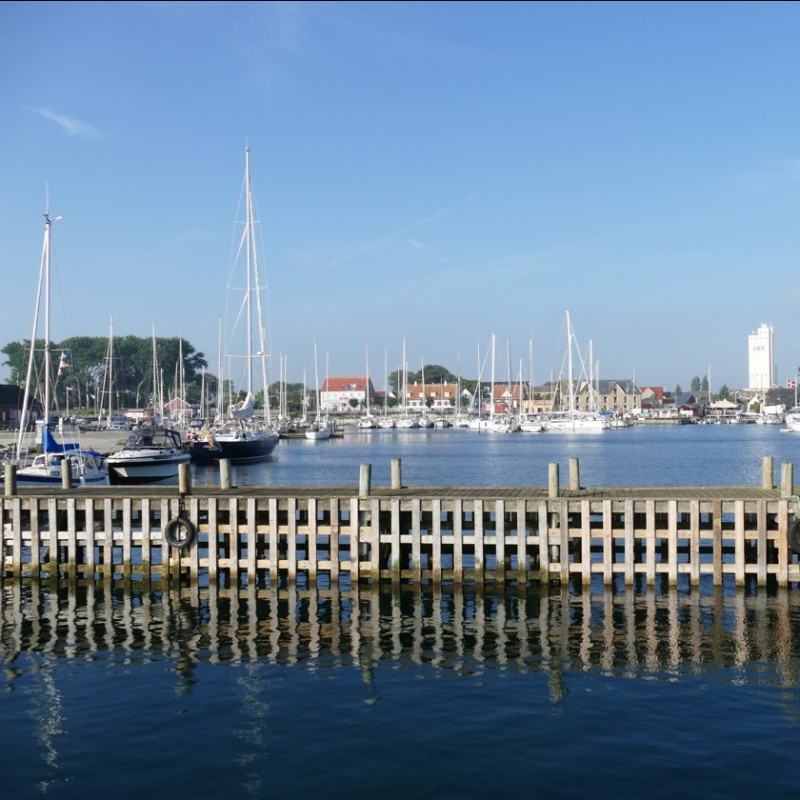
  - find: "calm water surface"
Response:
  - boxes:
[3,424,800,799]
[194,421,800,488]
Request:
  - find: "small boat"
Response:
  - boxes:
[305,420,333,441]
[16,425,108,486]
[107,421,191,485]
[785,406,800,432]
[519,415,545,433]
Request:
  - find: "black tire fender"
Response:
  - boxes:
[164,516,196,550]
[789,519,800,555]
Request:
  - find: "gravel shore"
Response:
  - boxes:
[0,429,129,456]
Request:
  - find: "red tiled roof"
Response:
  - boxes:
[321,377,373,393]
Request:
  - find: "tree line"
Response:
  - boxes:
[1,335,209,414]
[1,334,738,420]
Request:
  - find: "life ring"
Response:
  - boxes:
[164,516,196,550]
[789,519,800,555]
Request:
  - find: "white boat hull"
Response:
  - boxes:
[107,451,190,484]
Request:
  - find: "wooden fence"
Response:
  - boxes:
[2,457,800,591]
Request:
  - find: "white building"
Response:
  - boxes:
[748,322,775,391]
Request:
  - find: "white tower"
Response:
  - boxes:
[748,323,775,391]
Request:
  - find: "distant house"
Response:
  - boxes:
[708,399,740,420]
[675,394,699,417]
[407,382,459,410]
[640,386,665,410]
[0,384,42,430]
[578,379,641,415]
[320,377,376,413]
[163,396,194,419]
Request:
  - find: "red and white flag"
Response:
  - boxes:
[788,378,796,389]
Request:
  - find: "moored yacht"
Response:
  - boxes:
[107,421,191,485]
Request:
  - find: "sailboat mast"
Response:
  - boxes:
[43,213,52,429]
[384,346,388,417]
[490,333,496,421]
[151,323,159,418]
[566,311,575,417]
[365,346,370,415]
[244,146,255,399]
[313,339,321,424]
[529,336,534,415]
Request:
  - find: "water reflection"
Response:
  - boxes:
[2,582,800,692]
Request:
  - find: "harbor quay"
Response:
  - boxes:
[2,456,800,592]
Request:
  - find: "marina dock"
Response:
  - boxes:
[3,455,800,592]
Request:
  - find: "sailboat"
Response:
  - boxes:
[13,210,108,486]
[394,339,419,429]
[417,358,434,428]
[357,346,376,429]
[305,341,332,440]
[543,311,607,433]
[377,346,395,429]
[188,146,280,464]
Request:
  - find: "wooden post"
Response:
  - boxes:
[4,463,16,496]
[391,457,402,489]
[548,463,560,498]
[178,462,191,494]
[762,456,774,490]
[569,457,580,491]
[359,463,372,496]
[61,457,72,489]
[781,462,794,496]
[220,458,231,490]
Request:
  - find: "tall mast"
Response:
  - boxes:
[43,213,52,429]
[566,311,575,417]
[244,145,254,398]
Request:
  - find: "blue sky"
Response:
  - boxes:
[2,0,799,393]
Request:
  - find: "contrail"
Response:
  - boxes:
[316,194,475,271]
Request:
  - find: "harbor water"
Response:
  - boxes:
[3,423,800,799]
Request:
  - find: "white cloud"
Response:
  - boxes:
[29,107,101,137]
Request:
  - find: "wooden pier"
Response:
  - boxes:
[2,456,800,591]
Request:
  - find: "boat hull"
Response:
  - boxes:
[107,453,191,485]
[188,432,279,464]
[15,471,108,487]
[14,449,109,486]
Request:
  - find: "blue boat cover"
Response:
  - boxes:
[42,426,81,454]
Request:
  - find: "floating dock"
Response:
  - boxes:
[2,457,800,591]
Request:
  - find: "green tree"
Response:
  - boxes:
[2,335,209,412]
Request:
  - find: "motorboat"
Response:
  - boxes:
[107,421,191,484]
